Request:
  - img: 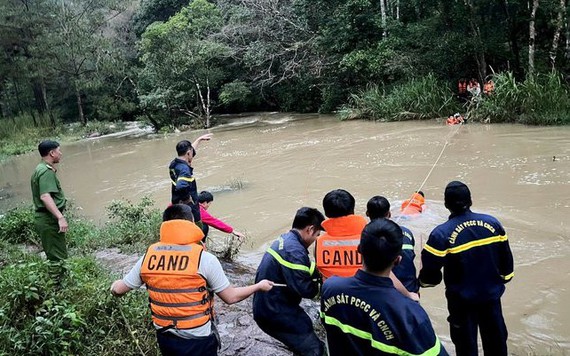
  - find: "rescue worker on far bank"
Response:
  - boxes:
[253,207,326,356]
[419,181,514,356]
[315,189,419,300]
[321,219,448,356]
[367,196,419,294]
[458,78,468,102]
[111,204,274,355]
[483,79,495,96]
[169,134,212,230]
[31,140,69,268]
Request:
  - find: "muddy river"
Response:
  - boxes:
[0,113,568,353]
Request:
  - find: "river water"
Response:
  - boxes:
[1,113,569,353]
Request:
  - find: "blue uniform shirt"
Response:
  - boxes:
[392,226,419,293]
[169,158,200,222]
[419,209,514,302]
[253,230,319,334]
[321,270,447,356]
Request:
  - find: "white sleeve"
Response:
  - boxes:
[198,252,230,293]
[122,256,145,289]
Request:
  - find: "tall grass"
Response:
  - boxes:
[471,71,570,125]
[340,74,459,121]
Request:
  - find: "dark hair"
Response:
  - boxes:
[176,140,196,157]
[323,189,355,218]
[292,207,325,230]
[366,196,390,220]
[163,204,194,222]
[444,181,472,214]
[198,191,214,204]
[38,140,60,157]
[359,219,403,272]
[417,191,425,197]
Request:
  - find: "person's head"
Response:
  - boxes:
[322,189,355,218]
[176,140,196,163]
[38,140,62,163]
[163,204,195,222]
[358,219,403,274]
[292,207,325,247]
[366,196,391,220]
[198,191,214,209]
[417,191,425,197]
[444,181,472,214]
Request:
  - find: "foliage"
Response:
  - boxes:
[342,74,459,121]
[100,196,162,252]
[0,254,157,355]
[472,72,570,125]
[0,205,38,245]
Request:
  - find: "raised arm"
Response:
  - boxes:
[192,133,213,150]
[216,280,274,305]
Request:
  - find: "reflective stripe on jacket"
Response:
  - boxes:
[315,215,368,280]
[169,158,200,222]
[140,219,212,329]
[419,210,515,302]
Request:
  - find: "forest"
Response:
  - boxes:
[1,0,570,136]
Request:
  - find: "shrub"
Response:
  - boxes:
[0,205,38,245]
[0,254,158,355]
[342,74,459,121]
[100,196,162,252]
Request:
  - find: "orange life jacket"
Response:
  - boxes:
[484,81,495,94]
[458,81,467,94]
[315,215,368,280]
[400,193,425,215]
[140,219,212,330]
[446,116,456,125]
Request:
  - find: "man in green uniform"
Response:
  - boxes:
[31,140,68,263]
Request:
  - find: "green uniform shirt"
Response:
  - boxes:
[31,162,66,211]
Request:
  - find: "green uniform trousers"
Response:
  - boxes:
[34,212,68,262]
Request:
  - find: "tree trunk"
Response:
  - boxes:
[75,83,86,125]
[41,77,56,127]
[12,78,24,116]
[501,0,523,77]
[549,0,566,71]
[195,81,211,129]
[396,0,400,20]
[528,0,539,76]
[463,0,487,81]
[380,0,387,38]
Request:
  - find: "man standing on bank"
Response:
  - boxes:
[419,181,514,355]
[253,207,326,356]
[31,140,68,263]
[169,134,212,230]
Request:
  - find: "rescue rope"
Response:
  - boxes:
[394,120,464,225]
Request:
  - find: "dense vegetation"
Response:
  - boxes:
[1,0,570,149]
[0,197,245,354]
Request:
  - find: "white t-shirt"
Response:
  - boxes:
[123,250,230,338]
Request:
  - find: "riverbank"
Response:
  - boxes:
[0,119,153,162]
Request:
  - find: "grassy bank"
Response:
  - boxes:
[0,197,246,355]
[0,114,127,162]
[343,72,570,125]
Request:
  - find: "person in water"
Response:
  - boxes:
[400,191,426,215]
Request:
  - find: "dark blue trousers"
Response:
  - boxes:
[256,319,324,356]
[446,296,508,356]
[156,330,218,356]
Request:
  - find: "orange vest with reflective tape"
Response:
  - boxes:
[401,193,425,215]
[140,219,212,330]
[315,215,368,280]
[484,81,495,94]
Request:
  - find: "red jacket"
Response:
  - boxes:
[199,205,233,233]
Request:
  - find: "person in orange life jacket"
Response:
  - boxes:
[400,190,426,216]
[458,78,468,102]
[110,204,274,356]
[321,219,448,356]
[253,207,326,356]
[483,79,495,95]
[315,189,419,301]
[446,113,464,126]
[198,191,245,241]
[419,181,514,356]
[467,78,481,98]
[366,196,419,294]
[169,134,212,231]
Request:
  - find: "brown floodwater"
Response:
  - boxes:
[0,113,568,353]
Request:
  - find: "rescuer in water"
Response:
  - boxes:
[400,191,426,216]
[110,204,274,355]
